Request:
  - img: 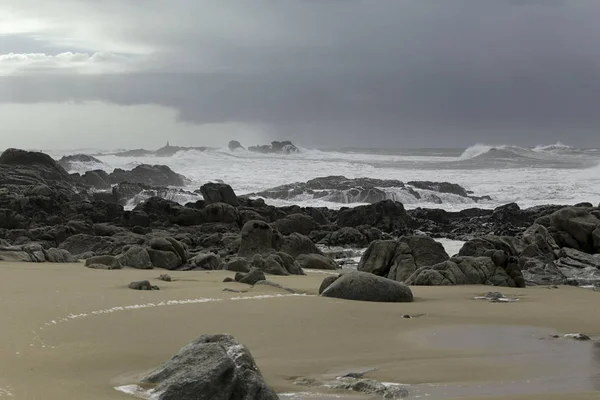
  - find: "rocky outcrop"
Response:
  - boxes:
[58,154,104,171]
[358,236,449,282]
[271,213,318,236]
[109,164,189,187]
[248,141,299,154]
[250,175,483,205]
[200,183,239,206]
[337,200,409,233]
[148,237,189,270]
[543,206,600,253]
[406,254,525,287]
[320,271,414,302]
[228,140,245,151]
[141,334,278,400]
[237,220,282,258]
[234,268,267,285]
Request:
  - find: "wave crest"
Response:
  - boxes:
[458,144,507,161]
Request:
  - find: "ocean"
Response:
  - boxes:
[50,142,600,211]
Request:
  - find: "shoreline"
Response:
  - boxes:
[1,262,599,399]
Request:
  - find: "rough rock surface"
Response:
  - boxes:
[200,183,239,207]
[296,254,339,270]
[141,334,278,400]
[358,236,449,282]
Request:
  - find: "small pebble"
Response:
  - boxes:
[401,314,412,319]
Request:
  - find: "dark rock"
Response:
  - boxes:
[337,200,409,233]
[109,164,189,187]
[148,249,182,270]
[117,246,153,269]
[141,333,278,400]
[128,280,159,290]
[81,170,111,190]
[228,140,245,151]
[235,268,267,285]
[200,183,239,207]
[190,253,221,270]
[0,148,72,181]
[223,257,251,273]
[248,140,299,154]
[321,271,414,302]
[203,203,240,224]
[238,220,281,258]
[319,275,340,294]
[58,154,103,171]
[159,274,172,282]
[296,254,339,270]
[272,213,318,236]
[358,236,449,282]
[548,207,600,253]
[280,233,322,258]
[44,248,76,263]
[84,255,122,269]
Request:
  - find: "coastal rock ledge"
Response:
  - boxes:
[140,334,278,400]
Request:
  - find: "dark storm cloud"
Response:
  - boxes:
[2,0,600,147]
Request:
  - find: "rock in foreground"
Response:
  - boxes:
[142,334,278,400]
[320,271,414,302]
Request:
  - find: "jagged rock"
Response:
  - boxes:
[521,258,567,285]
[81,170,111,190]
[248,140,299,154]
[200,183,239,206]
[141,334,278,400]
[296,254,339,270]
[548,207,600,253]
[117,246,153,269]
[358,236,449,282]
[320,271,414,302]
[128,280,159,290]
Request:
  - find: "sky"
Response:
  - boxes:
[1,0,600,150]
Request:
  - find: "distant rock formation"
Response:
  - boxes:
[109,164,190,187]
[111,142,211,157]
[58,154,104,171]
[228,140,245,151]
[248,141,299,154]
[248,175,488,205]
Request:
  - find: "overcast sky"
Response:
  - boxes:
[1,0,600,150]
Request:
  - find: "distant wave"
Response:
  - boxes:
[533,141,572,152]
[458,144,507,161]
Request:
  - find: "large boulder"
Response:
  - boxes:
[203,203,239,224]
[44,248,76,263]
[109,164,188,187]
[337,200,409,233]
[320,271,414,302]
[117,246,153,269]
[0,148,71,182]
[296,254,339,270]
[235,268,267,285]
[548,207,600,253]
[358,236,449,282]
[189,253,222,270]
[237,220,281,258]
[272,213,318,236]
[141,334,279,400]
[200,183,239,206]
[58,154,104,171]
[280,233,322,258]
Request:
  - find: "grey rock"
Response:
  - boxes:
[117,246,153,269]
[321,271,414,302]
[128,280,159,290]
[296,254,339,270]
[148,249,181,270]
[44,248,76,263]
[238,220,281,258]
[224,257,251,273]
[235,268,267,285]
[200,183,239,206]
[280,233,322,258]
[84,255,122,269]
[159,274,172,282]
[141,334,278,400]
[190,253,222,270]
[319,275,340,294]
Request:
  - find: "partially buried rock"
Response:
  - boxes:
[320,271,414,302]
[235,268,266,285]
[296,253,339,270]
[85,255,122,270]
[319,275,340,294]
[159,274,172,282]
[128,280,159,290]
[141,333,278,400]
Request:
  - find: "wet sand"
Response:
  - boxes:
[0,261,599,399]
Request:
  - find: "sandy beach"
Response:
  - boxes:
[0,261,598,400]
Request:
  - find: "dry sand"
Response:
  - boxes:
[0,261,599,400]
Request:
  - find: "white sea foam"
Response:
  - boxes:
[51,144,600,211]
